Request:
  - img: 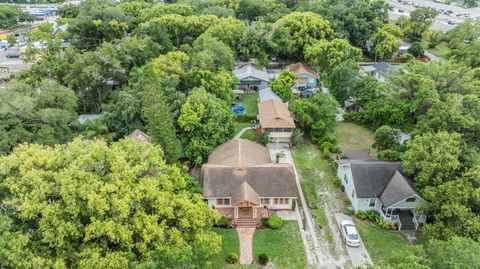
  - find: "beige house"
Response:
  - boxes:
[257,99,296,144]
[201,139,298,221]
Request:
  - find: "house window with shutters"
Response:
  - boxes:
[352,190,355,198]
[344,175,348,184]
[369,198,376,207]
[261,198,270,205]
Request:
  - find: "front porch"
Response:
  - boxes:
[381,207,426,231]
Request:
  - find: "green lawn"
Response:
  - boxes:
[420,40,451,59]
[234,122,251,135]
[356,220,422,267]
[240,129,256,142]
[332,122,375,155]
[211,221,307,268]
[236,93,259,117]
[293,142,339,243]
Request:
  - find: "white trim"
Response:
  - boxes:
[387,194,424,209]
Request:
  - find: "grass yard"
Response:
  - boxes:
[419,40,451,59]
[356,220,422,267]
[332,122,375,155]
[240,129,256,141]
[210,228,240,268]
[210,221,307,268]
[236,93,259,117]
[253,221,307,268]
[293,142,340,244]
[234,122,251,135]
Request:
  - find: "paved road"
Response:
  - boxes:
[335,213,373,268]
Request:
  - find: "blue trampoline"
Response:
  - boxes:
[231,105,246,115]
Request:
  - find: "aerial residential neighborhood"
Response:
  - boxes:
[0,0,479,269]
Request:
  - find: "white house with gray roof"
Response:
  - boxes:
[233,63,269,91]
[337,160,426,230]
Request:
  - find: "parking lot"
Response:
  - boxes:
[386,0,480,31]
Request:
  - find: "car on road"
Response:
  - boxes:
[341,220,361,247]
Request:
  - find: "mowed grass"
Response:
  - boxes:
[240,129,256,141]
[234,122,251,135]
[236,93,259,117]
[356,220,422,267]
[210,228,240,268]
[253,221,307,268]
[333,122,375,154]
[211,221,307,268]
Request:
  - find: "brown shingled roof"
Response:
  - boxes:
[286,62,319,78]
[257,100,296,129]
[201,139,298,199]
[207,139,271,167]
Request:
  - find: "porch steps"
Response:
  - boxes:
[399,213,416,230]
[235,218,258,228]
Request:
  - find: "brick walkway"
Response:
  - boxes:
[236,227,256,264]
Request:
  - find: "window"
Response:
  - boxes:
[216,198,230,206]
[344,175,349,184]
[369,198,376,207]
[261,198,270,205]
[273,198,290,205]
[351,190,355,198]
[406,197,416,203]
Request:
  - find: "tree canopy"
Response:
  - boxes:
[0,138,221,268]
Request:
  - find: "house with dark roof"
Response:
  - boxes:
[286,62,319,89]
[359,62,394,82]
[233,63,269,91]
[257,99,296,144]
[337,160,426,230]
[201,139,298,220]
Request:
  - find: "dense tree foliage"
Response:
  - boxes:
[297,0,390,48]
[0,4,32,29]
[178,88,235,164]
[444,19,480,68]
[0,80,78,155]
[272,12,334,59]
[305,38,362,74]
[271,69,295,102]
[370,24,402,60]
[290,93,338,143]
[0,139,221,268]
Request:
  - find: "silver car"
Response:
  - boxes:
[341,220,361,247]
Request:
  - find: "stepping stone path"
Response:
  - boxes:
[236,227,256,264]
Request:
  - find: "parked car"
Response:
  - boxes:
[448,20,456,25]
[341,220,361,247]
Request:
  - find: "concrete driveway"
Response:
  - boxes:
[335,213,373,268]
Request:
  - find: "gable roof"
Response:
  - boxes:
[233,63,269,82]
[286,63,319,78]
[207,139,271,167]
[380,171,419,207]
[373,62,393,73]
[259,87,282,102]
[127,129,152,143]
[257,99,296,129]
[347,160,403,198]
[202,164,298,198]
[202,139,298,199]
[231,181,260,205]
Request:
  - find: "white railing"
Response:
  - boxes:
[412,212,426,230]
[390,215,401,230]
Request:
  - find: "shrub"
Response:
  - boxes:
[356,211,368,220]
[236,114,257,122]
[226,252,239,264]
[407,42,424,58]
[266,215,284,229]
[377,149,402,161]
[291,199,296,211]
[366,210,381,222]
[400,53,414,63]
[259,131,270,146]
[258,253,269,265]
[332,178,342,188]
[377,219,395,230]
[215,216,229,228]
